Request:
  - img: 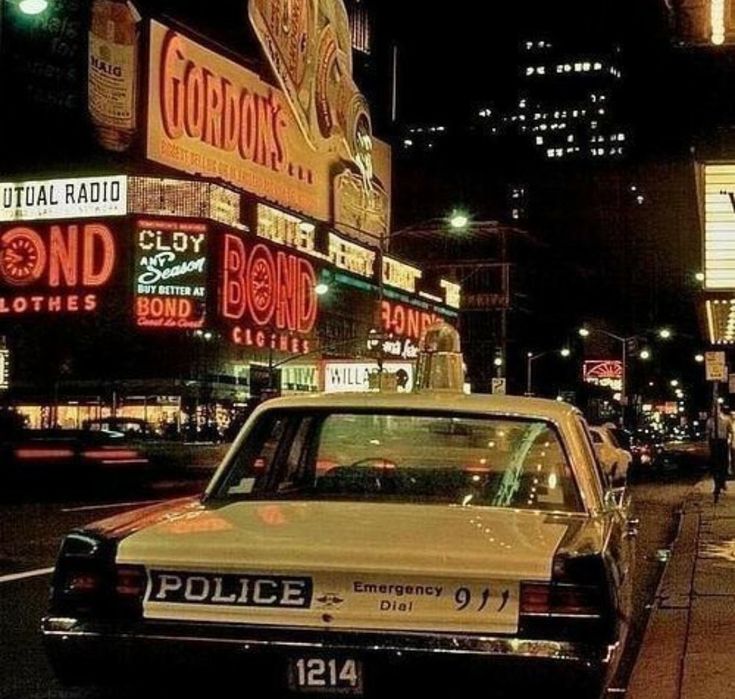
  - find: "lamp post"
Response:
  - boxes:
[389,214,515,387]
[369,213,482,381]
[526,347,571,396]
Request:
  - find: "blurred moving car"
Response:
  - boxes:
[2,429,150,486]
[589,426,632,483]
[44,394,637,697]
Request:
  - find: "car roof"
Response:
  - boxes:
[256,392,581,423]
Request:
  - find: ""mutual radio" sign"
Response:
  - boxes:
[0,176,127,222]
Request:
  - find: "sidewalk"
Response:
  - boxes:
[627,479,735,699]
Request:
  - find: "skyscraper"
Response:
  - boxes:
[512,38,628,161]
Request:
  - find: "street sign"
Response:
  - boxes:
[491,378,507,395]
[706,352,727,382]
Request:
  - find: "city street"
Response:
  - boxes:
[0,469,698,698]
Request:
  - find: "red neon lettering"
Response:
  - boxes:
[381,300,391,331]
[297,258,316,333]
[160,31,185,139]
[255,330,266,348]
[407,307,420,340]
[222,78,240,152]
[203,68,223,148]
[276,251,296,331]
[239,89,257,161]
[222,234,246,319]
[49,224,79,287]
[184,61,205,138]
[82,224,115,287]
[246,244,276,326]
[13,297,28,313]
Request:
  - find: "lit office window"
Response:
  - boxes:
[348,0,371,55]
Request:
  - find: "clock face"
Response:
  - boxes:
[0,229,47,286]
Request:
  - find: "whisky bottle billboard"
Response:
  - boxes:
[88,0,140,151]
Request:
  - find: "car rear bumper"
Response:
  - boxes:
[43,616,616,695]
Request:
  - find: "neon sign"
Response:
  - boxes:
[134,220,208,329]
[381,300,443,341]
[221,233,318,354]
[0,222,116,315]
[583,360,623,393]
[379,300,450,360]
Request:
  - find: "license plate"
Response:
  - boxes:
[288,657,363,695]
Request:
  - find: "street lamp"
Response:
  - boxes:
[639,349,651,360]
[578,327,591,338]
[695,272,705,283]
[0,0,52,63]
[315,282,330,296]
[449,211,470,230]
[18,0,48,14]
[526,347,572,396]
[695,354,705,363]
[658,328,672,340]
[670,379,679,388]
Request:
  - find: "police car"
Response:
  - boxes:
[43,387,636,697]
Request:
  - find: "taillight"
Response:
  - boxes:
[50,533,145,619]
[116,566,147,598]
[520,582,603,617]
[519,552,613,642]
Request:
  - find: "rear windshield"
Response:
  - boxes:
[212,410,583,513]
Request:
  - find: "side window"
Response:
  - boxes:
[276,417,316,493]
[221,414,288,496]
[574,417,609,504]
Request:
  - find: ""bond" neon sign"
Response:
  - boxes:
[0,223,116,315]
[221,234,317,350]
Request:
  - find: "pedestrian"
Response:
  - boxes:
[708,404,731,501]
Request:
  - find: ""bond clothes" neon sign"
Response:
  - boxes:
[221,233,317,353]
[0,222,116,315]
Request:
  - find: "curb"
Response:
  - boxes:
[625,484,703,699]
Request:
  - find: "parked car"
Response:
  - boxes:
[589,425,632,484]
[43,393,636,697]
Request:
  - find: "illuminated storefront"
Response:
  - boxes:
[0,173,458,430]
[699,164,735,344]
